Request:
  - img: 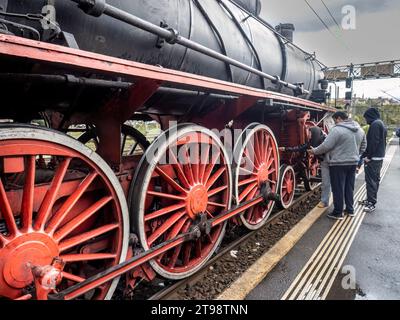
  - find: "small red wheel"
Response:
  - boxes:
[278,165,296,209]
[304,121,322,191]
[0,126,129,300]
[304,154,321,191]
[233,123,280,230]
[130,124,232,280]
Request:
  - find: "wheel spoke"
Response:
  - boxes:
[168,220,191,268]
[208,185,228,197]
[183,243,192,266]
[208,201,226,208]
[195,240,202,258]
[239,167,255,176]
[168,244,182,268]
[61,253,117,262]
[182,146,195,185]
[147,211,187,246]
[264,135,271,162]
[0,178,18,236]
[203,150,220,184]
[239,182,258,202]
[169,151,191,189]
[248,138,260,167]
[45,172,98,233]
[62,272,85,283]
[267,156,275,170]
[191,143,200,184]
[21,156,35,231]
[246,188,258,204]
[147,190,186,201]
[238,176,258,187]
[121,134,127,156]
[155,166,187,194]
[199,144,210,183]
[244,148,257,172]
[206,167,226,190]
[54,196,113,242]
[129,142,139,156]
[255,131,264,162]
[206,210,214,218]
[14,294,32,300]
[266,147,273,167]
[167,217,189,240]
[145,202,186,222]
[245,204,256,222]
[34,157,72,230]
[59,223,119,252]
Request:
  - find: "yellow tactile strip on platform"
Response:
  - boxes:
[216,201,332,300]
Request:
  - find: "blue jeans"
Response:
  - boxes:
[321,161,331,205]
[329,165,357,216]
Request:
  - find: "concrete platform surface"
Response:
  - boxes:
[246,140,399,300]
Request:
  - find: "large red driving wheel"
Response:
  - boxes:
[278,165,296,209]
[130,124,232,279]
[0,126,129,300]
[233,123,280,230]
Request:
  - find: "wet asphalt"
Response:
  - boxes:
[246,140,400,300]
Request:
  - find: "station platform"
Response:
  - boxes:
[225,138,399,300]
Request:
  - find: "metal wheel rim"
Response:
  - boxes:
[131,123,232,280]
[279,165,296,209]
[0,126,129,300]
[233,123,280,230]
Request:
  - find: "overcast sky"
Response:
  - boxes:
[260,0,400,99]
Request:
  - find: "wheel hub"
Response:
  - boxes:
[258,163,269,185]
[286,177,294,194]
[187,185,208,219]
[1,233,59,291]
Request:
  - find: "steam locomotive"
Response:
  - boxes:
[0,0,332,300]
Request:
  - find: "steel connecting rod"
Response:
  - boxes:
[69,0,309,96]
[48,191,274,300]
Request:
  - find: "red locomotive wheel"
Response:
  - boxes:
[278,165,296,209]
[304,121,321,191]
[233,124,280,230]
[0,126,128,300]
[130,124,232,280]
[304,155,320,191]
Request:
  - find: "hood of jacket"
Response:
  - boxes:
[364,108,381,125]
[336,120,361,133]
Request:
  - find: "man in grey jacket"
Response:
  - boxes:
[309,111,367,220]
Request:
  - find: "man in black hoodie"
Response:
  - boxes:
[361,108,387,213]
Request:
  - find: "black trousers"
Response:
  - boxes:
[365,160,383,205]
[329,165,357,216]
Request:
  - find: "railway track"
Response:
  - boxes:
[148,187,321,300]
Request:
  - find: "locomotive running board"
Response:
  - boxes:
[0,34,335,114]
